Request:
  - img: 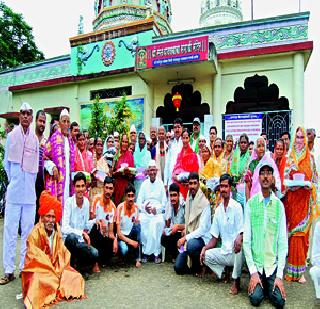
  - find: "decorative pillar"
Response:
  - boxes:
[213,65,222,136]
[292,52,305,130]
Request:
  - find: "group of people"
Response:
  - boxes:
[1,102,320,308]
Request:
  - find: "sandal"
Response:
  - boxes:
[0,273,15,285]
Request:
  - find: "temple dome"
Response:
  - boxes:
[200,0,243,27]
[93,0,172,34]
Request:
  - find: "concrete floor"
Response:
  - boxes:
[0,218,319,308]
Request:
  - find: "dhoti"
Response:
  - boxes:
[140,213,165,256]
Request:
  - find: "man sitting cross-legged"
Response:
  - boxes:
[117,184,142,268]
[22,191,85,308]
[137,160,167,263]
[161,183,185,262]
[200,173,244,295]
[174,172,211,275]
[62,172,99,274]
[90,176,118,269]
[243,163,287,308]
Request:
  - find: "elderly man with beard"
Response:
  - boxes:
[200,174,244,295]
[137,160,167,263]
[35,110,47,223]
[175,172,211,275]
[44,109,75,210]
[243,163,287,308]
[1,102,39,285]
[22,191,85,308]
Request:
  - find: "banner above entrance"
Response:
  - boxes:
[135,36,209,70]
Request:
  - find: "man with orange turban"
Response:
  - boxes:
[21,191,85,308]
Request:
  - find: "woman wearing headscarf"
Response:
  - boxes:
[199,143,212,173]
[90,137,110,216]
[244,137,281,201]
[113,134,135,206]
[273,138,286,193]
[133,132,151,197]
[172,129,199,200]
[230,133,251,206]
[284,127,319,283]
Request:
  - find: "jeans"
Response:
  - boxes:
[249,270,285,308]
[174,237,205,275]
[89,224,114,265]
[118,224,141,261]
[65,233,99,271]
[161,232,182,260]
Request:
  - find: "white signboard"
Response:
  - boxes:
[225,113,263,142]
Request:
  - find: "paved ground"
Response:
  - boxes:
[0,218,319,308]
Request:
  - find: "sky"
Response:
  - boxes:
[2,0,319,130]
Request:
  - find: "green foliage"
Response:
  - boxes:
[88,95,106,140]
[105,95,133,138]
[0,2,44,70]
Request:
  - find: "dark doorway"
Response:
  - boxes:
[156,83,210,126]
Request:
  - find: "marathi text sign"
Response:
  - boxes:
[225,114,263,142]
[136,36,209,70]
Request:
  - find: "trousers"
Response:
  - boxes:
[3,202,36,273]
[118,224,141,261]
[249,270,285,308]
[204,248,243,279]
[310,266,320,299]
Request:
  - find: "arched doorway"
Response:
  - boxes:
[224,74,291,151]
[156,83,210,130]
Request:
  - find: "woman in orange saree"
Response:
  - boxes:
[284,127,319,283]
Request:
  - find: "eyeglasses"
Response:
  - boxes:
[259,170,273,176]
[214,145,222,148]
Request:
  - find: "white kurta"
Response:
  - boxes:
[137,178,167,256]
[310,221,320,298]
[164,137,182,187]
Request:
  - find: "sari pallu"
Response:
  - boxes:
[284,131,319,281]
[113,150,134,206]
[172,145,199,200]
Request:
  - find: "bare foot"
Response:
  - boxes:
[298,275,307,284]
[135,261,142,268]
[230,279,240,295]
[92,262,101,273]
[196,266,206,278]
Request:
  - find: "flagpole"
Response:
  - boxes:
[251,0,254,20]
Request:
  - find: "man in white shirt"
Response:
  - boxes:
[310,221,320,300]
[200,174,244,295]
[62,172,99,274]
[137,160,167,263]
[175,172,211,275]
[164,118,183,191]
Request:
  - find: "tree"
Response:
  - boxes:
[0,2,44,70]
[106,95,133,137]
[88,95,106,140]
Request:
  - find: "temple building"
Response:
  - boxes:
[0,0,313,148]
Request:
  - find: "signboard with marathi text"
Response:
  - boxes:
[224,113,263,142]
[135,36,209,70]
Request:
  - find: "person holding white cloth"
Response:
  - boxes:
[137,160,167,263]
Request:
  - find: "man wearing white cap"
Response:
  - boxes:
[44,109,75,210]
[130,124,137,144]
[1,102,39,285]
[190,117,201,154]
[137,160,167,263]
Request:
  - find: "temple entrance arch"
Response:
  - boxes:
[156,83,210,130]
[223,74,291,151]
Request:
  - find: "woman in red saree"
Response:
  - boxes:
[113,134,135,206]
[172,129,199,199]
[273,138,286,193]
[284,127,319,283]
